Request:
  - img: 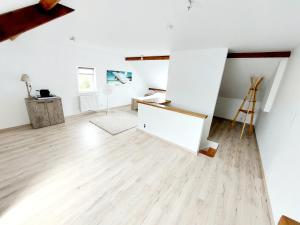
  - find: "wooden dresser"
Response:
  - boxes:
[25,97,65,129]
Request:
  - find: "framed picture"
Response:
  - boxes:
[106,70,132,85]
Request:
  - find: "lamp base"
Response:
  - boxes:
[25,82,32,98]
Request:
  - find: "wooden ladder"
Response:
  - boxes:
[231,76,264,139]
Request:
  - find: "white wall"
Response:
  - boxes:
[215,58,284,124]
[262,59,288,113]
[0,39,148,129]
[166,48,228,147]
[256,47,300,223]
[214,97,261,124]
[129,61,169,90]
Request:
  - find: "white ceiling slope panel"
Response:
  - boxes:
[219,58,282,100]
[1,0,300,52]
[129,61,169,89]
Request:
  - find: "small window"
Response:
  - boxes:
[77,67,97,93]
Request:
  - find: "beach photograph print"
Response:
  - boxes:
[106,70,133,85]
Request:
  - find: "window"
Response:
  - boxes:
[77,67,97,93]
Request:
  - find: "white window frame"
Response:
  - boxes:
[77,66,97,94]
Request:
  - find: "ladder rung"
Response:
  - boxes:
[239,109,255,114]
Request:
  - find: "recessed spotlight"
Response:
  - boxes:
[167,24,174,30]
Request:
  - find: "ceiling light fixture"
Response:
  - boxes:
[187,0,193,11]
[167,24,174,30]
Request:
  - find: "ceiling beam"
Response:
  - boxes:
[125,51,291,61]
[227,51,291,58]
[125,55,170,61]
[39,0,61,10]
[0,4,74,42]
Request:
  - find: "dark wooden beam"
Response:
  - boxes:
[0,3,74,42]
[125,51,291,61]
[125,55,170,61]
[227,51,291,58]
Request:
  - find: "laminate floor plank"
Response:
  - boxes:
[0,109,273,225]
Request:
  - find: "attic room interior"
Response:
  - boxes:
[0,0,300,224]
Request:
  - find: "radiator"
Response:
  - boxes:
[79,94,99,112]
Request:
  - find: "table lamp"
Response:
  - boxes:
[20,74,32,98]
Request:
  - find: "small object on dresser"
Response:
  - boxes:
[36,89,55,98]
[25,97,65,129]
[39,89,50,98]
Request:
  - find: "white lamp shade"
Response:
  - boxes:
[21,74,30,82]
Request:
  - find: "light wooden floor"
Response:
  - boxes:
[0,108,273,225]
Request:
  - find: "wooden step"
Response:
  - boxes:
[199,147,217,158]
[279,216,300,225]
[239,109,255,114]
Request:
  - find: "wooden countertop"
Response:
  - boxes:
[25,97,61,102]
[137,100,208,119]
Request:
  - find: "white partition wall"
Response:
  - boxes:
[138,103,205,154]
[166,48,228,148]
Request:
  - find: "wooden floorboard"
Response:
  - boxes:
[0,108,273,225]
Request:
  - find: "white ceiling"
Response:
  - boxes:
[1,0,300,52]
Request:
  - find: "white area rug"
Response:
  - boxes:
[90,111,138,135]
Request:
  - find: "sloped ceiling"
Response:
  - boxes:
[219,58,282,101]
[129,61,169,89]
[1,0,300,52]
